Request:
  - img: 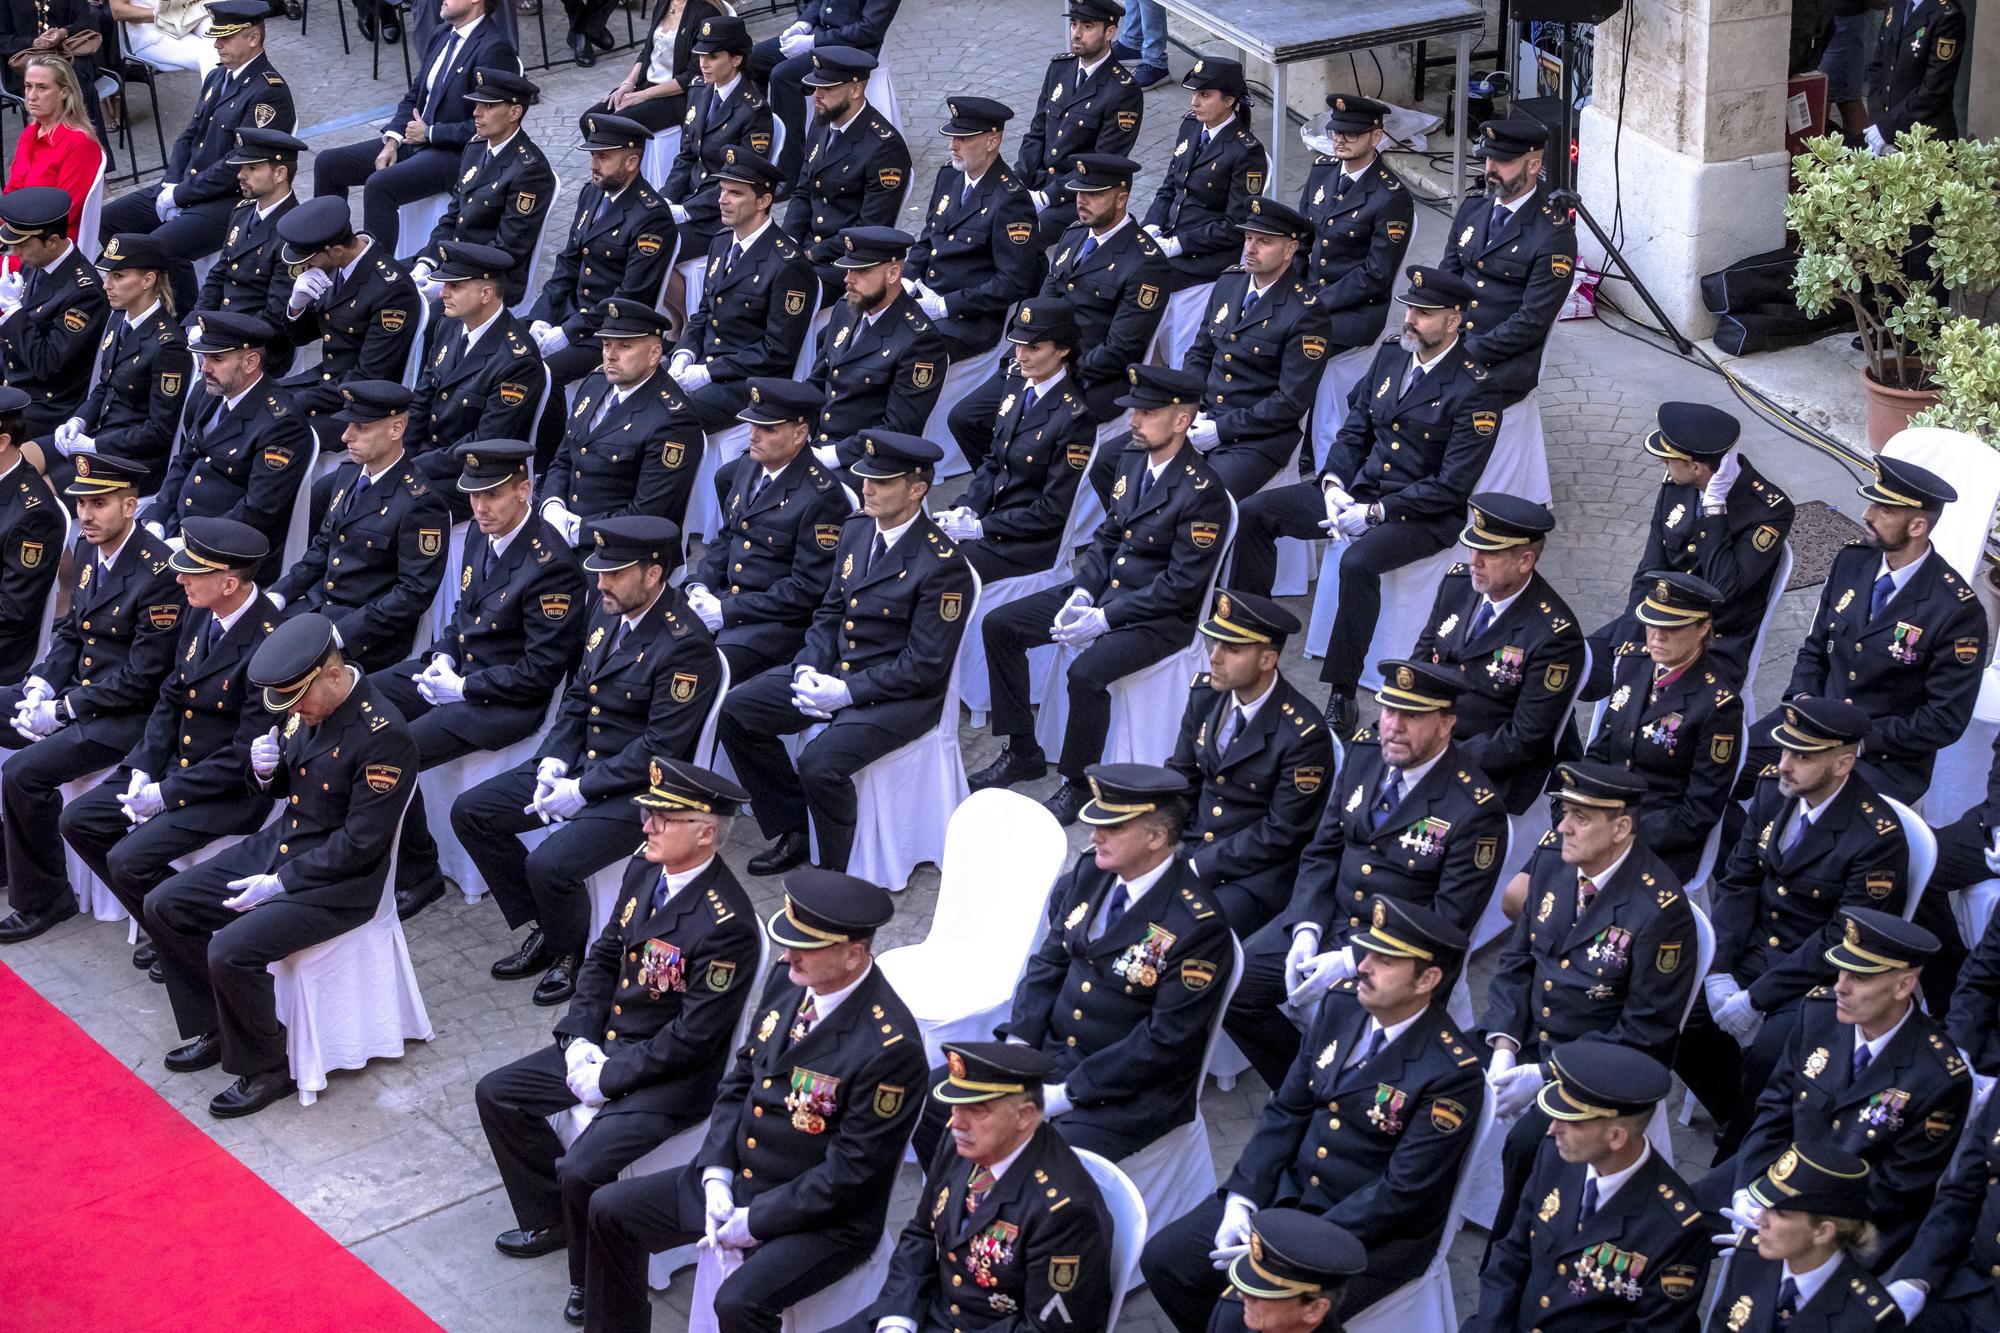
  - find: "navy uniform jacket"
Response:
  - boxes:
[1587,650,1744,876]
[540,368,697,530]
[871,1123,1113,1333]
[1300,152,1414,348]
[197,194,301,335]
[0,461,62,684]
[1222,989,1484,1289]
[1072,446,1228,631]
[248,674,418,913]
[554,856,762,1121]
[808,291,946,457]
[1711,772,1907,1014]
[1184,267,1331,470]
[1712,1240,1904,1332]
[269,456,450,669]
[689,449,849,667]
[409,310,546,463]
[1467,1140,1711,1333]
[661,78,774,249]
[1015,54,1142,191]
[539,589,721,801]
[527,176,677,338]
[1483,836,1694,1060]
[798,0,898,51]
[1947,841,2000,1074]
[906,159,1041,355]
[1783,543,1985,803]
[1326,338,1500,523]
[1168,673,1333,913]
[1143,113,1267,290]
[782,105,911,291]
[673,223,818,384]
[1040,219,1170,422]
[76,307,196,491]
[2,245,109,428]
[279,243,422,418]
[999,855,1233,1152]
[153,378,312,554]
[1437,184,1576,403]
[1285,731,1507,944]
[33,528,183,750]
[164,53,295,211]
[419,132,558,307]
[381,20,516,158]
[1889,1088,2000,1323]
[1867,0,1964,139]
[795,515,973,737]
[1733,992,1971,1265]
[126,598,280,833]
[1413,566,1585,815]
[957,368,1093,574]
[699,963,926,1242]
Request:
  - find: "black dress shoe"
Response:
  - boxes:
[355,6,378,39]
[588,23,614,48]
[492,927,551,979]
[132,939,157,969]
[571,32,596,65]
[968,743,1046,791]
[165,1032,223,1072]
[532,955,578,1006]
[396,878,446,922]
[381,13,402,40]
[747,830,810,877]
[209,1069,297,1119]
[495,1225,567,1258]
[1325,691,1354,735]
[0,898,78,943]
[1041,780,1089,826]
[564,1285,586,1324]
[283,0,301,15]
[149,960,164,984]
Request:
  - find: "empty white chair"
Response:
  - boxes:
[686,1218,895,1333]
[281,438,322,570]
[1075,1150,1147,1326]
[864,55,901,131]
[1735,541,1794,707]
[1889,796,1935,925]
[1154,281,1217,370]
[394,195,452,264]
[510,170,564,317]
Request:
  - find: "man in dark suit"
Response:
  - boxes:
[1411,494,1584,816]
[749,0,901,185]
[476,760,762,1327]
[308,0,518,254]
[904,96,1040,361]
[0,187,111,434]
[717,431,973,876]
[1016,0,1144,242]
[1166,589,1333,935]
[275,198,422,433]
[198,128,305,377]
[406,68,556,311]
[971,366,1229,826]
[581,870,926,1332]
[1143,898,1484,1328]
[376,442,585,920]
[0,388,63,686]
[1300,95,1414,351]
[661,15,773,255]
[1143,59,1267,295]
[0,454,182,943]
[451,516,720,1007]
[683,380,851,680]
[1865,0,1965,145]
[1436,117,1576,406]
[1221,659,1507,1088]
[1887,1089,2000,1328]
[804,226,946,467]
[780,47,911,304]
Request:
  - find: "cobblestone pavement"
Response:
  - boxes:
[21,1,1895,1329]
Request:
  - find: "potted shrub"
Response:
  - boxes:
[1787,126,2000,447]
[1912,316,2000,444]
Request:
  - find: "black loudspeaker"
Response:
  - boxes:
[1513,0,1623,23]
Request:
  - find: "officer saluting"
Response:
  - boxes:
[276,197,422,431]
[1714,1144,1906,1333]
[1016,0,1143,210]
[782,46,912,303]
[0,186,111,435]
[905,96,1041,362]
[198,128,305,371]
[807,226,947,467]
[1301,95,1414,351]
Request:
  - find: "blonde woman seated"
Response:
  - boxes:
[4,55,103,239]
[110,0,217,76]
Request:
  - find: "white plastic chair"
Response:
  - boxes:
[281,437,322,570]
[1889,796,1935,925]
[511,169,564,317]
[864,57,901,132]
[687,1213,895,1333]
[394,194,451,264]
[1075,1150,1147,1328]
[1735,542,1794,709]
[399,291,432,385]
[874,789,1067,1066]
[78,156,108,262]
[1155,280,1216,371]
[1673,904,1720,1133]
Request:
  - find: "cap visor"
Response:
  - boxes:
[1350,930,1430,962]
[832,254,891,269]
[1823,943,1903,974]
[1226,1254,1306,1301]
[1857,482,1918,508]
[1077,799,1143,826]
[765,905,837,950]
[1770,720,1841,752]
[1457,524,1519,552]
[262,682,312,712]
[456,470,522,493]
[1198,618,1271,646]
[63,478,134,497]
[1395,293,1452,309]
[1536,1080,1616,1122]
[736,409,795,425]
[1633,602,1708,628]
[1372,685,1451,712]
[847,461,910,479]
[1642,429,1690,461]
[930,1077,1013,1105]
[167,547,234,575]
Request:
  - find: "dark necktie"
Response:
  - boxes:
[707,88,722,122]
[424,33,461,122]
[1096,883,1129,940]
[960,177,975,208]
[1852,1042,1873,1082]
[965,1164,995,1215]
[1371,766,1401,831]
[788,993,817,1046]
[649,868,672,915]
[1484,201,1509,248]
[481,538,498,581]
[607,619,630,657]
[1197,126,1210,152]
[592,189,613,225]
[1350,1024,1385,1069]
[1135,466,1155,504]
[345,471,371,516]
[22,265,44,307]
[1466,599,1495,641]
[1869,571,1894,620]
[1020,384,1037,414]
[1401,359,1423,398]
[1576,877,1598,920]
[1577,1175,1598,1229]
[590,391,617,431]
[721,241,744,279]
[863,531,887,576]
[1217,705,1246,754]
[1077,235,1098,266]
[747,470,773,508]
[202,614,225,658]
[1240,285,1261,321]
[1780,804,1808,855]
[1777,1276,1799,1325]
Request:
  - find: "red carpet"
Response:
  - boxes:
[0,960,443,1332]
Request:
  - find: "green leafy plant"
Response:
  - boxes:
[1787,127,2000,391]
[1912,315,2000,443]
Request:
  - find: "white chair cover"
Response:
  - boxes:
[1673,905,1719,1131]
[686,423,751,543]
[864,58,901,132]
[640,126,681,192]
[918,353,997,480]
[1953,878,2000,951]
[419,691,561,905]
[511,169,564,316]
[1736,542,1794,708]
[55,767,122,923]
[30,506,70,676]
[78,156,107,262]
[687,1216,896,1333]
[1154,281,1216,370]
[282,437,322,569]
[1075,1151,1147,1328]
[1307,342,1379,474]
[1890,797,1935,924]
[394,195,451,264]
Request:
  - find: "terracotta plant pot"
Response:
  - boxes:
[1861,368,1941,450]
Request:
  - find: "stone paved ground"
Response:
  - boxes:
[15,1,1896,1329]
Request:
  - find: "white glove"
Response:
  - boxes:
[541,500,583,545]
[669,202,689,225]
[1982,828,2000,875]
[1208,1195,1256,1266]
[1158,234,1184,259]
[409,259,434,285]
[1333,504,1372,539]
[790,673,853,716]
[1864,124,1888,155]
[417,661,466,706]
[1885,1280,1927,1323]
[1284,928,1322,991]
[1488,1044,1518,1078]
[62,433,96,458]
[913,283,948,320]
[778,27,812,56]
[1187,415,1220,451]
[687,586,724,632]
[1701,450,1741,512]
[1030,189,1049,211]
[565,1038,607,1075]
[163,536,185,554]
[705,1177,736,1227]
[566,1059,609,1107]
[122,768,149,802]
[415,272,443,299]
[222,873,285,911]
[715,1207,756,1249]
[262,589,286,612]
[53,417,83,448]
[1041,1082,1073,1118]
[1142,223,1163,239]
[1491,1062,1548,1118]
[1052,606,1109,647]
[143,519,166,540]
[288,266,333,312]
[531,321,569,357]
[0,269,23,308]
[539,777,587,822]
[12,698,60,739]
[811,444,841,470]
[1715,990,1763,1044]
[673,362,713,394]
[154,181,179,220]
[250,726,282,780]
[1702,973,1741,1014]
[20,675,53,705]
[1722,1188,1764,1236]
[1286,945,1356,1006]
[945,512,984,541]
[120,782,165,824]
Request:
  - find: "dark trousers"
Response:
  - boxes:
[144,841,373,1074]
[60,779,273,926]
[961,539,1056,585]
[1142,1196,1398,1331]
[983,585,1188,779]
[1911,1290,1996,1332]
[1203,441,1293,500]
[563,0,619,41]
[1220,916,1303,1089]
[1317,517,1460,693]
[716,640,792,685]
[583,1164,874,1333]
[311,139,463,254]
[1222,479,1323,598]
[1206,877,1284,939]
[715,667,916,873]
[475,1044,694,1286]
[98,193,230,311]
[0,722,126,914]
[945,360,1010,473]
[747,41,816,186]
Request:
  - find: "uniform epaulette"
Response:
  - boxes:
[1537,828,1559,849]
[808,465,834,491]
[1657,887,1679,909]
[1221,263,1247,274]
[1440,1029,1474,1066]
[265,72,284,86]
[1134,230,1161,255]
[1463,359,1487,380]
[1956,582,1976,602]
[508,332,531,355]
[1857,1279,1894,1321]
[75,269,94,287]
[1930,1032,1970,1076]
[1112,64,1133,83]
[1459,770,1494,803]
[1351,724,1374,743]
[1446,562,1468,575]
[1657,1181,1701,1226]
[1191,670,1212,689]
[265,393,287,416]
[874,121,895,141]
[705,887,734,922]
[1179,883,1215,920]
[1805,984,1834,1000]
[1330,977,1359,994]
[1235,127,1254,144]
[773,234,798,258]
[1053,50,1080,61]
[666,609,689,637]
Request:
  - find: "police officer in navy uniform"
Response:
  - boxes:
[1144,58,1267,294]
[1143,897,1485,1329]
[0,186,111,435]
[199,128,305,377]
[1586,402,1795,695]
[1017,0,1143,238]
[933,299,1094,579]
[581,870,926,1333]
[144,614,419,1118]
[717,431,973,876]
[748,0,900,183]
[1713,1144,1906,1333]
[839,1041,1114,1333]
[275,197,422,431]
[1411,494,1584,816]
[475,759,762,1327]
[527,112,678,390]
[1865,0,1965,144]
[0,387,63,686]
[972,366,1229,826]
[1465,1041,1713,1333]
[1712,908,1970,1269]
[1216,1210,1370,1333]
[377,442,585,919]
[660,15,773,254]
[452,516,720,1007]
[683,379,851,680]
[1583,572,1745,884]
[1222,660,1507,1088]
[1301,95,1414,351]
[1887,1088,2000,1328]
[0,454,182,943]
[1166,589,1333,935]
[1181,197,1332,496]
[905,96,1041,361]
[58,518,279,963]
[806,226,947,466]
[407,68,556,310]
[782,47,912,304]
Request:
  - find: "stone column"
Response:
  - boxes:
[1573,0,1795,339]
[1968,0,1997,139]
